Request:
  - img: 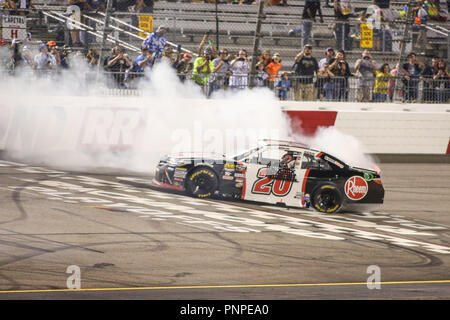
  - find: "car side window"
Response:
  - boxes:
[301,154,332,171]
[258,148,283,166]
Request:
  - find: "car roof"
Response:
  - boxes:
[259,139,319,152]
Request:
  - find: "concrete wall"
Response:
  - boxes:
[282,101,450,155]
[0,97,449,157]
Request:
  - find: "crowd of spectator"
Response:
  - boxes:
[1,0,450,102]
[1,31,450,103]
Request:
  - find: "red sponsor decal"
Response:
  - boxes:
[344,176,368,200]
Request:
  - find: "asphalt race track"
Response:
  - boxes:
[0,159,449,300]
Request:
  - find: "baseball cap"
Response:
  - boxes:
[47,40,56,46]
[325,47,334,53]
[183,52,192,60]
[39,43,48,51]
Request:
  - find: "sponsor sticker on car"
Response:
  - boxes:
[344,176,368,200]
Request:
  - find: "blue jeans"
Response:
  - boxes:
[302,20,312,47]
[373,92,387,102]
[334,22,352,51]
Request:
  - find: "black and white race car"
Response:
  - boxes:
[152,139,384,213]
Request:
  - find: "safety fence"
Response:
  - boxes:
[1,0,450,70]
[2,66,449,103]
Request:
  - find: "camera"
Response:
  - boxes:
[238,57,245,61]
[363,56,371,60]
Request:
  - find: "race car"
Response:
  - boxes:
[152,139,384,213]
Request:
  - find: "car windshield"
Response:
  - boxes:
[232,147,261,160]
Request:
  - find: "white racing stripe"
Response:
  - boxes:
[2,163,450,255]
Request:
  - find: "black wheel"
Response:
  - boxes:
[185,167,218,198]
[311,184,343,213]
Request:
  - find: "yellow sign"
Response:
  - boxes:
[360,23,373,48]
[138,15,153,39]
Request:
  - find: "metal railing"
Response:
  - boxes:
[2,65,449,103]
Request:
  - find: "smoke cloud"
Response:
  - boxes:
[0,47,377,175]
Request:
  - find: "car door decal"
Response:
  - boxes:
[251,167,293,197]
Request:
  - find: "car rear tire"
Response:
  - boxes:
[185,167,218,198]
[311,184,343,213]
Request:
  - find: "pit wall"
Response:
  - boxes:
[0,97,449,156]
[282,101,450,155]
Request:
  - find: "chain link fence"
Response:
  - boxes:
[1,0,450,102]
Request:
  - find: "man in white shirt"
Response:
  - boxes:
[229,49,250,90]
[34,43,57,76]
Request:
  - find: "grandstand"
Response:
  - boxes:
[12,0,450,70]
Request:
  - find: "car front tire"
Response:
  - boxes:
[311,184,343,214]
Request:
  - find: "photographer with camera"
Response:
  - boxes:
[34,43,57,78]
[103,45,132,88]
[211,48,232,94]
[229,49,250,90]
[355,49,377,102]
[192,47,215,96]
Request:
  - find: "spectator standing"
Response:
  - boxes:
[142,25,167,65]
[333,0,353,51]
[135,46,152,74]
[355,49,377,102]
[330,51,352,101]
[275,72,291,100]
[21,45,35,70]
[319,47,335,69]
[373,63,393,102]
[85,49,99,68]
[192,47,214,95]
[266,53,282,89]
[10,0,34,16]
[34,43,57,76]
[175,52,193,83]
[301,0,323,47]
[420,56,440,102]
[316,63,335,100]
[293,44,319,101]
[255,61,269,87]
[387,62,399,102]
[68,0,89,47]
[259,50,272,69]
[432,59,450,102]
[211,48,232,93]
[401,52,424,102]
[103,45,132,88]
[412,0,432,50]
[229,49,250,90]
[47,41,61,70]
